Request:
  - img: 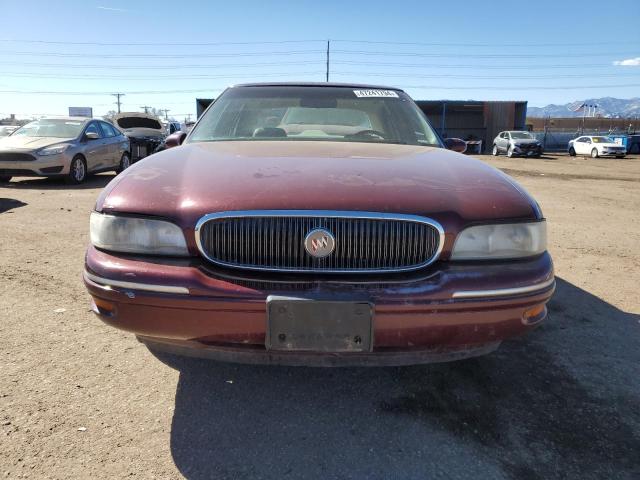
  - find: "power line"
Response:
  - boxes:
[0,49,324,58]
[332,60,617,69]
[1,84,639,95]
[0,38,325,46]
[332,38,640,47]
[332,49,638,59]
[397,83,640,91]
[0,88,224,95]
[332,71,640,80]
[1,37,637,48]
[0,48,634,60]
[0,71,324,80]
[0,60,323,69]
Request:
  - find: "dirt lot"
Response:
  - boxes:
[1,153,639,479]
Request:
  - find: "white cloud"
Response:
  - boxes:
[613,57,640,66]
[97,6,127,12]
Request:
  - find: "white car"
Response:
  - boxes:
[0,126,18,137]
[568,136,626,158]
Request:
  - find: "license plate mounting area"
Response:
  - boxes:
[266,296,373,353]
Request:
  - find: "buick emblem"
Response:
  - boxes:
[304,228,336,258]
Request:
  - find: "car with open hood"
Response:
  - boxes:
[0,117,130,184]
[111,112,165,162]
[84,83,554,366]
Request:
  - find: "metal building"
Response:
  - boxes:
[416,100,528,153]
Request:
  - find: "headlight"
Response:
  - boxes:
[37,144,70,156]
[90,212,189,256]
[451,221,546,260]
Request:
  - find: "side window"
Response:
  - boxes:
[99,122,116,138]
[85,122,102,138]
[585,138,592,144]
[499,132,505,139]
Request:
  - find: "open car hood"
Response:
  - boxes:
[113,112,165,133]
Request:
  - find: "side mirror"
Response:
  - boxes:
[165,131,187,148]
[444,138,467,153]
[85,131,100,140]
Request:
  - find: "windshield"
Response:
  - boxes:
[188,86,441,147]
[510,131,534,139]
[592,136,614,143]
[12,119,84,138]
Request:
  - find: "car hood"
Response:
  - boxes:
[596,142,623,148]
[121,127,165,138]
[0,136,74,151]
[113,112,164,136]
[97,141,539,232]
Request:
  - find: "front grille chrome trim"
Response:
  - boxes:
[194,210,445,274]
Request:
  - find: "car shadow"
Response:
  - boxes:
[154,278,640,480]
[0,198,27,214]
[3,173,115,190]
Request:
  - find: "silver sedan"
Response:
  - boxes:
[0,117,131,184]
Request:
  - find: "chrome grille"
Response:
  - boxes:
[195,211,443,273]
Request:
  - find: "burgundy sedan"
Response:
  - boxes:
[84,83,554,366]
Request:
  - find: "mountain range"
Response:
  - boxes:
[526,97,640,118]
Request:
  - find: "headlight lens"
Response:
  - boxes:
[37,144,70,156]
[90,212,189,256]
[451,221,546,260]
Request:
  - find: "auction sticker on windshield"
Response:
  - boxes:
[353,89,399,98]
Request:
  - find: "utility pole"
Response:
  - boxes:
[326,40,330,82]
[112,93,125,113]
[160,109,170,120]
[140,106,152,114]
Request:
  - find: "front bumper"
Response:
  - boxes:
[83,246,555,366]
[600,150,626,157]
[513,145,543,156]
[0,152,71,177]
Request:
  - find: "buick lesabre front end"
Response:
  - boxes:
[83,83,554,366]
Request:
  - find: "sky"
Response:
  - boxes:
[0,0,638,122]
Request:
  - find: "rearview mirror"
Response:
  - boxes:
[444,138,467,153]
[85,131,100,140]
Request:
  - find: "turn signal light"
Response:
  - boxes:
[522,305,547,325]
[92,297,116,316]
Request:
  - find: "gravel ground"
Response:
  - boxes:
[1,153,639,479]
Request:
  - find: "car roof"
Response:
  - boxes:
[231,81,405,92]
[37,116,91,122]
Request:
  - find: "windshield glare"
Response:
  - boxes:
[189,86,441,147]
[510,131,534,139]
[592,136,614,143]
[12,119,84,138]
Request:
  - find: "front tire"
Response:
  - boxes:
[116,152,131,174]
[65,155,87,184]
[492,144,499,156]
[0,175,11,183]
[591,148,599,159]
[507,145,515,158]
[569,147,576,156]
